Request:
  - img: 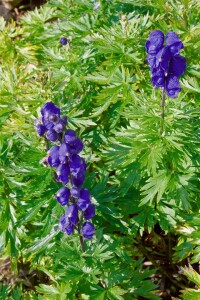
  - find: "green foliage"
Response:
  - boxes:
[179,267,200,300]
[0,0,199,298]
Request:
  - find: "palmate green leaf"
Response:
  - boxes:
[85,285,106,300]
[180,289,200,300]
[24,226,59,255]
[182,77,200,93]
[140,170,171,206]
[16,198,47,227]
[182,266,200,287]
[36,284,60,295]
[107,286,126,300]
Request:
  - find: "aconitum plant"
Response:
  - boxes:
[146,30,186,98]
[34,102,95,250]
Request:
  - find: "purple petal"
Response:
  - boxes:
[56,163,70,184]
[83,204,95,220]
[165,75,181,98]
[168,54,186,77]
[54,119,66,133]
[65,223,74,235]
[65,204,78,225]
[146,55,156,69]
[60,37,68,45]
[151,68,165,88]
[64,129,77,144]
[42,117,54,130]
[70,187,80,198]
[82,222,95,239]
[59,215,66,232]
[72,172,85,189]
[59,143,69,164]
[156,46,172,75]
[77,188,90,211]
[48,145,60,167]
[46,129,58,142]
[166,31,184,54]
[36,124,46,136]
[41,102,60,118]
[145,30,164,55]
[67,138,84,155]
[60,116,68,126]
[69,154,86,176]
[55,187,70,206]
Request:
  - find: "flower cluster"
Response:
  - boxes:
[145,30,186,98]
[34,102,95,239]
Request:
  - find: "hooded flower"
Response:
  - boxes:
[77,188,91,211]
[166,31,184,54]
[41,102,60,121]
[55,187,70,206]
[146,30,186,98]
[56,163,70,184]
[145,30,164,55]
[83,204,95,220]
[82,222,95,239]
[48,145,60,167]
[165,75,181,98]
[65,204,78,225]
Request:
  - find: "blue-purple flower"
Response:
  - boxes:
[146,30,186,98]
[60,37,68,45]
[82,222,95,239]
[35,101,95,241]
[55,187,70,206]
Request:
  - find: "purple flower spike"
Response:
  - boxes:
[145,30,164,55]
[34,101,96,240]
[168,54,186,77]
[77,188,90,211]
[55,187,70,206]
[82,222,95,239]
[36,124,46,136]
[46,129,58,142]
[166,31,184,55]
[165,75,181,98]
[48,145,60,167]
[56,163,70,184]
[83,204,95,220]
[146,30,185,98]
[65,204,78,225]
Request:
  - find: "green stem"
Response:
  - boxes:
[160,88,165,134]
[78,220,85,253]
[161,88,165,120]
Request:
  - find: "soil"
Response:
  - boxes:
[0,0,47,21]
